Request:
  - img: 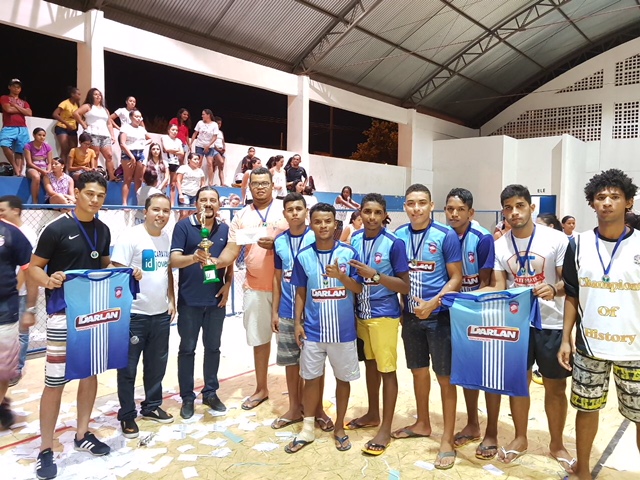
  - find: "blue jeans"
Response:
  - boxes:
[177,305,225,401]
[117,312,171,421]
[18,295,28,373]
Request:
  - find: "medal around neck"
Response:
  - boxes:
[199,208,220,284]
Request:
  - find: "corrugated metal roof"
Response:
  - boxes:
[47,0,640,126]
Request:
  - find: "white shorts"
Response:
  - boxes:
[300,340,360,382]
[0,322,19,382]
[243,289,273,347]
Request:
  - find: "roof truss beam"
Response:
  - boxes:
[404,0,572,106]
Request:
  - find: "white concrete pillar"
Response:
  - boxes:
[287,75,310,156]
[398,109,434,190]
[77,9,106,96]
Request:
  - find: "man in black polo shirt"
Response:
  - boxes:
[170,186,233,419]
[29,171,113,480]
[285,154,308,192]
[0,218,35,430]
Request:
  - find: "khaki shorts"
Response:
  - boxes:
[357,317,400,373]
[243,289,273,347]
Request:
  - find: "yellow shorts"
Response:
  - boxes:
[356,317,400,373]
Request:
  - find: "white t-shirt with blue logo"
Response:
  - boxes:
[111,223,171,315]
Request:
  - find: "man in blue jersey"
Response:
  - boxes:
[29,172,141,480]
[111,194,175,438]
[170,187,233,419]
[285,203,362,453]
[393,184,462,469]
[0,217,36,430]
[344,193,409,456]
[444,188,499,459]
[271,193,327,429]
[490,184,572,470]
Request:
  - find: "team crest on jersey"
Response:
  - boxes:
[311,287,347,302]
[468,251,475,263]
[75,308,122,331]
[374,252,382,264]
[339,263,347,274]
[509,301,519,314]
[635,255,640,265]
[429,242,437,254]
[0,235,4,247]
[115,286,123,299]
[409,260,436,272]
[467,325,520,342]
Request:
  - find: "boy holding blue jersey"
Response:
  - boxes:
[346,193,410,455]
[271,193,332,430]
[285,203,362,453]
[393,184,463,469]
[444,188,499,459]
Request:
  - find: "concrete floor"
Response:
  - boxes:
[1,314,639,480]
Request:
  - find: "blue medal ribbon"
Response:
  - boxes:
[255,202,272,227]
[409,223,432,265]
[314,242,338,286]
[71,211,99,259]
[510,226,536,277]
[595,227,627,282]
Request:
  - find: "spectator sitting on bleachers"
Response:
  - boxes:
[234,146,256,185]
[136,167,162,223]
[147,142,169,194]
[303,183,318,209]
[176,153,206,216]
[67,132,97,181]
[52,86,81,165]
[0,78,32,176]
[241,157,262,205]
[284,153,307,192]
[229,193,241,207]
[24,128,53,204]
[43,157,75,209]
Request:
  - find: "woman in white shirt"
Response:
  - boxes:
[119,109,151,206]
[191,109,219,186]
[213,116,227,186]
[110,96,142,128]
[241,157,262,204]
[176,153,206,216]
[268,155,287,199]
[146,142,169,193]
[73,87,117,181]
[161,123,185,207]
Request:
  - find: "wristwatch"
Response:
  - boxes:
[372,272,381,283]
[25,307,37,314]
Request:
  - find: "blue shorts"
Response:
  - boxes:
[54,126,77,136]
[180,194,196,206]
[0,127,30,154]
[121,149,144,162]
[195,146,215,158]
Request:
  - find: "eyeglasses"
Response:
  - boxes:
[250,181,271,188]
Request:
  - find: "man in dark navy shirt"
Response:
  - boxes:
[0,218,35,430]
[170,186,233,419]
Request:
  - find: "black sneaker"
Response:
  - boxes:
[0,399,14,430]
[180,400,195,419]
[142,407,174,424]
[74,432,111,456]
[120,419,139,439]
[203,395,226,412]
[36,448,57,480]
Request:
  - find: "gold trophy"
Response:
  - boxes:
[199,207,220,284]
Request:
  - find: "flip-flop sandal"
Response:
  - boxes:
[316,417,335,432]
[499,447,527,463]
[435,451,457,470]
[334,434,351,452]
[241,396,269,410]
[475,444,498,460]
[284,438,313,454]
[362,441,389,456]
[344,418,379,430]
[553,456,577,473]
[271,417,303,429]
[391,427,430,439]
[453,433,481,448]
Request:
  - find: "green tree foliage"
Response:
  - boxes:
[350,120,398,165]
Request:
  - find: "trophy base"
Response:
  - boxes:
[203,265,220,284]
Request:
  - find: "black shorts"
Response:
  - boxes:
[168,163,180,173]
[401,310,451,376]
[528,328,571,379]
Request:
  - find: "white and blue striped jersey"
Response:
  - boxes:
[460,225,495,292]
[442,287,541,397]
[395,221,461,315]
[291,242,362,343]
[351,228,408,319]
[49,268,138,381]
[274,228,315,319]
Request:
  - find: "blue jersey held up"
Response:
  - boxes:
[459,224,495,292]
[442,287,541,397]
[274,228,315,319]
[351,228,408,319]
[49,268,139,381]
[291,242,362,343]
[394,221,461,315]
